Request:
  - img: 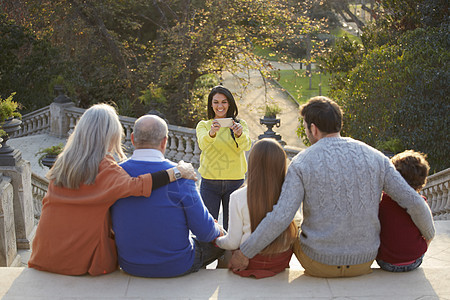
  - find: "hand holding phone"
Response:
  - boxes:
[215,118,233,128]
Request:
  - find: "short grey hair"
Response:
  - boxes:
[133,115,168,148]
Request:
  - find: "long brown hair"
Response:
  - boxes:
[247,139,298,255]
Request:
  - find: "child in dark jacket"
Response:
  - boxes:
[377,150,432,272]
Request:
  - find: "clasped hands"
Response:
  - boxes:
[228,249,249,272]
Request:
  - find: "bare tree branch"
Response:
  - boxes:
[68,0,129,78]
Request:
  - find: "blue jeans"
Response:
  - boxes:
[200,178,244,230]
[376,255,424,272]
[181,238,224,275]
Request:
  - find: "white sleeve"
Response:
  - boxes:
[215,192,245,250]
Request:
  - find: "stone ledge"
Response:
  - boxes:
[2,220,449,300]
[1,266,450,299]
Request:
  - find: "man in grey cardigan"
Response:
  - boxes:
[230,96,435,277]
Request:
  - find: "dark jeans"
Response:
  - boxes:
[376,255,424,272]
[181,238,224,275]
[200,178,244,230]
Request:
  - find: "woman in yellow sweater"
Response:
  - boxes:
[28,104,196,276]
[196,86,252,230]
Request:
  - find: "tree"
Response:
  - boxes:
[2,0,323,126]
[325,0,379,31]
[0,12,65,113]
[320,0,449,172]
[138,0,320,125]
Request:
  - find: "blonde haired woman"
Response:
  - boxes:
[28,104,196,276]
[215,138,298,278]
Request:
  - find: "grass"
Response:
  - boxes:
[253,27,355,104]
[253,45,295,62]
[330,27,362,44]
[273,69,331,105]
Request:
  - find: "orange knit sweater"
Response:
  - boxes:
[28,155,153,276]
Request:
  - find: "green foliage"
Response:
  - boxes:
[375,138,404,154]
[36,143,64,167]
[139,83,167,106]
[0,92,22,122]
[319,35,364,74]
[329,27,449,173]
[0,13,66,113]
[2,1,326,126]
[320,0,450,173]
[187,74,218,126]
[264,103,282,117]
[296,116,311,147]
[139,0,318,125]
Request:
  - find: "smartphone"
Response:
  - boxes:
[215,118,233,127]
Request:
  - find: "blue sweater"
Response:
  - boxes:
[111,159,220,277]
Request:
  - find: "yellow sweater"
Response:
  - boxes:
[196,119,252,180]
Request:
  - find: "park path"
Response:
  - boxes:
[221,62,307,149]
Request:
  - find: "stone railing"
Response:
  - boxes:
[421,168,450,220]
[12,106,51,138]
[14,101,303,169]
[13,103,204,167]
[64,106,202,166]
[31,172,49,221]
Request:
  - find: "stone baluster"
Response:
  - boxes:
[443,182,450,219]
[167,133,178,160]
[123,124,133,155]
[182,136,194,163]
[24,117,32,136]
[432,186,441,219]
[175,134,185,161]
[29,116,35,135]
[67,113,76,135]
[191,139,201,167]
[45,111,50,132]
[31,184,43,220]
[30,117,36,135]
[29,117,35,135]
[36,115,42,134]
[436,184,445,220]
[426,186,437,218]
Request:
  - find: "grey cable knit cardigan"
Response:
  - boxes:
[240,137,435,266]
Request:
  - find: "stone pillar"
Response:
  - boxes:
[49,101,74,138]
[0,174,21,267]
[0,159,36,249]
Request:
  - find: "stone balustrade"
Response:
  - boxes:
[421,168,450,220]
[63,106,202,166]
[15,102,303,170]
[12,106,51,138]
[30,173,49,221]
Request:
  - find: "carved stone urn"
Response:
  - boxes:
[258,115,285,145]
[41,154,58,169]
